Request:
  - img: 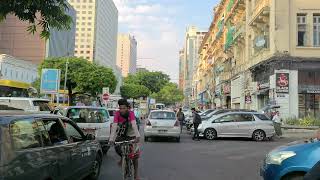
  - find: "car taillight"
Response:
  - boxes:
[146,120,151,126]
[174,121,180,127]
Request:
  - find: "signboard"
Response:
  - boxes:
[276,72,289,93]
[40,69,61,94]
[245,95,252,104]
[254,36,266,48]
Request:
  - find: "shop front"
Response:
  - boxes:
[298,70,320,119]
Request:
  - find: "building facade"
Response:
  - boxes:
[117,34,137,77]
[182,26,206,106]
[0,4,76,64]
[68,0,118,67]
[197,0,320,119]
[178,49,185,91]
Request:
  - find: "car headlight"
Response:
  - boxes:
[266,151,296,165]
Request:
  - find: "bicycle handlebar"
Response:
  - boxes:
[110,139,136,146]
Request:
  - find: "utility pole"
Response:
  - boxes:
[63,59,69,105]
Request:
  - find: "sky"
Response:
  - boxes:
[113,0,220,82]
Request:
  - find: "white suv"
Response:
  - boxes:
[0,97,51,113]
[55,106,111,154]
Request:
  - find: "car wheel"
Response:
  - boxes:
[204,128,217,140]
[281,172,305,180]
[87,154,102,180]
[252,130,266,141]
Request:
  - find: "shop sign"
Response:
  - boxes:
[257,82,270,91]
[307,90,320,94]
[254,36,266,48]
[223,84,231,94]
[245,95,252,104]
[276,73,289,93]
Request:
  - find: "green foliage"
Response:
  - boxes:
[151,82,184,105]
[34,57,117,103]
[120,83,150,100]
[285,116,320,127]
[124,71,170,93]
[0,0,73,38]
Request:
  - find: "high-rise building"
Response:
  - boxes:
[178,49,185,91]
[117,34,137,77]
[0,3,76,64]
[182,26,206,105]
[68,0,118,67]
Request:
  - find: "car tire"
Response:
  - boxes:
[87,154,102,180]
[281,173,305,180]
[252,130,266,141]
[204,128,217,140]
[144,136,148,142]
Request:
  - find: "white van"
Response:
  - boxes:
[55,106,111,154]
[0,97,51,113]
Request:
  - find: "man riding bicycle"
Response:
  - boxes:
[109,99,141,180]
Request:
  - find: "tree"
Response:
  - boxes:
[120,84,150,100]
[124,71,170,93]
[0,0,72,38]
[33,57,117,104]
[151,83,184,105]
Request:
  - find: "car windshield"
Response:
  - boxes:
[32,101,51,111]
[150,111,175,120]
[67,108,109,123]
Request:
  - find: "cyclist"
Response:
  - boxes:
[109,99,141,180]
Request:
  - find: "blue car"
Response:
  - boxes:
[261,139,320,180]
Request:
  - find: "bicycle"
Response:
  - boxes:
[114,140,137,180]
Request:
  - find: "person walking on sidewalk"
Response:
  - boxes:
[192,108,202,141]
[272,111,282,136]
[176,108,185,133]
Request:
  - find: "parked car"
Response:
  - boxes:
[54,106,111,153]
[0,112,103,180]
[144,110,181,142]
[261,139,320,180]
[199,109,215,116]
[0,97,51,113]
[198,111,275,141]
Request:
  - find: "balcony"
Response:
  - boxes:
[224,26,235,51]
[249,0,270,26]
[233,23,245,41]
[225,0,246,22]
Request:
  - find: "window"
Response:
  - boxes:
[297,14,307,46]
[86,51,90,53]
[82,17,86,20]
[66,108,109,123]
[150,111,176,120]
[87,45,91,48]
[43,120,68,145]
[87,28,91,31]
[82,22,85,25]
[87,22,91,25]
[15,71,18,78]
[88,11,92,14]
[82,5,86,8]
[10,118,42,150]
[80,45,84,48]
[235,114,254,122]
[82,11,86,14]
[33,101,51,111]
[81,28,85,31]
[254,114,270,121]
[313,15,320,46]
[215,115,235,123]
[64,122,83,141]
[88,17,92,20]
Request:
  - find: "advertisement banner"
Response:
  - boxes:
[40,69,61,94]
[276,72,289,93]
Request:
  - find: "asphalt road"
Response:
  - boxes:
[99,131,296,180]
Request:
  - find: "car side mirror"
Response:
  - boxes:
[86,134,95,140]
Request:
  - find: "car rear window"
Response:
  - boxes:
[33,101,51,111]
[150,111,176,120]
[67,108,109,123]
[255,114,270,121]
[108,110,115,116]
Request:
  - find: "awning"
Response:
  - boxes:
[0,79,30,89]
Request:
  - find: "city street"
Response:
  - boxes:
[99,131,298,180]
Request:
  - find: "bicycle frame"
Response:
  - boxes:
[115,140,136,180]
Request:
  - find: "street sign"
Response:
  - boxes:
[102,93,110,101]
[40,69,61,94]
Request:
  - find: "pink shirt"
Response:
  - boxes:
[114,111,135,123]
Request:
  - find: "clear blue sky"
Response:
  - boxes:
[114,0,220,81]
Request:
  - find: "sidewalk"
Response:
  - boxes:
[282,128,317,139]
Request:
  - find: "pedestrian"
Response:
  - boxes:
[176,108,185,133]
[272,111,282,137]
[191,108,202,141]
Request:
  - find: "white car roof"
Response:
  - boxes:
[0,97,50,101]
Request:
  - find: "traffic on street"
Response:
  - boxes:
[1,0,320,180]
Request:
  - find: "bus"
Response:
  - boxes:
[0,79,30,97]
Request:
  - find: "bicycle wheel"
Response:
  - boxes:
[121,156,127,180]
[127,159,135,180]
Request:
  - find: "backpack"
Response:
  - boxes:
[194,113,202,124]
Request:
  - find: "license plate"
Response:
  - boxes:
[83,129,96,135]
[158,130,167,133]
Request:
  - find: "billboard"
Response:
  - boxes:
[40,69,61,94]
[276,72,289,93]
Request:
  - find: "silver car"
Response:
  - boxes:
[198,112,275,141]
[144,110,181,142]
